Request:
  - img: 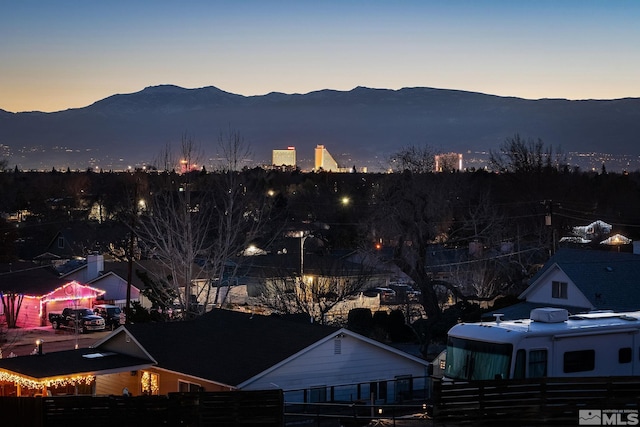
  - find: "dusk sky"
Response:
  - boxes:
[2,1,639,113]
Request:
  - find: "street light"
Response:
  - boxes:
[300,233,313,277]
[285,230,313,278]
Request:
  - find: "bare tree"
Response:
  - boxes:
[134,135,212,318]
[389,145,435,173]
[206,129,278,306]
[368,171,458,354]
[0,291,23,328]
[489,134,566,173]
[257,251,376,325]
[214,126,252,172]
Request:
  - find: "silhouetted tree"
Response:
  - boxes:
[489,134,565,173]
[389,144,435,173]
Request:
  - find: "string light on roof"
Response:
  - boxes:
[0,370,95,390]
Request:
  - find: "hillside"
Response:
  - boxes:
[1,85,639,171]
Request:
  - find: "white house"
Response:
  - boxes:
[92,308,431,402]
[489,248,640,320]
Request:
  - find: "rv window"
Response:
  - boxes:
[529,349,548,378]
[552,281,568,299]
[563,350,595,373]
[444,337,512,381]
[619,347,632,364]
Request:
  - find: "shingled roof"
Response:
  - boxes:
[0,347,152,379]
[0,262,67,295]
[529,248,640,312]
[118,309,339,387]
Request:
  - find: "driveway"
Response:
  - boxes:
[0,325,112,357]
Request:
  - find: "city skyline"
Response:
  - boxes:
[2,1,640,113]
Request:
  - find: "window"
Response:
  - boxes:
[529,349,548,378]
[444,337,513,381]
[395,376,413,401]
[369,381,387,403]
[178,380,201,392]
[552,281,568,299]
[309,386,327,403]
[513,349,526,379]
[141,371,159,395]
[57,236,65,249]
[564,350,595,373]
[619,347,632,364]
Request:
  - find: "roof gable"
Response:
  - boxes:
[236,327,429,388]
[524,248,640,311]
[100,309,339,386]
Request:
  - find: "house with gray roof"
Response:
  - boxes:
[489,248,640,320]
[0,309,430,403]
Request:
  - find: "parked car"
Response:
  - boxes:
[93,304,125,330]
[363,287,397,304]
[388,283,422,303]
[49,308,106,333]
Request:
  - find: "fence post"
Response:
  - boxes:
[477,383,484,423]
[431,378,441,418]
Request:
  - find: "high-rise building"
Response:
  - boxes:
[314,145,339,171]
[435,153,463,172]
[272,146,296,167]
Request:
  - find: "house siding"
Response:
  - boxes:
[151,368,233,394]
[90,275,141,305]
[524,267,593,308]
[241,335,428,403]
[96,371,140,396]
[15,296,42,328]
[99,331,151,360]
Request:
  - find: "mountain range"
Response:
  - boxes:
[1,85,639,171]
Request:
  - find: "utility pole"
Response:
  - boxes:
[125,178,138,323]
[544,200,556,256]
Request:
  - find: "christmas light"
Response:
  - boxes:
[33,281,106,319]
[141,371,159,394]
[0,370,95,390]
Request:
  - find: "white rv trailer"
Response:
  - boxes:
[444,307,640,381]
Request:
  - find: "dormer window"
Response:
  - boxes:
[57,236,64,249]
[552,281,568,299]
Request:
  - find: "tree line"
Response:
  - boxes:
[2,135,640,350]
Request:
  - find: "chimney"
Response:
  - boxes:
[87,253,104,281]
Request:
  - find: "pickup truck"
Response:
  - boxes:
[49,307,106,333]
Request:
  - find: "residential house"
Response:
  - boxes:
[559,220,632,249]
[0,262,105,328]
[0,309,430,403]
[59,254,145,308]
[58,254,215,311]
[26,222,130,263]
[488,247,640,320]
[232,249,394,321]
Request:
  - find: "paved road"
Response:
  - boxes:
[1,326,112,357]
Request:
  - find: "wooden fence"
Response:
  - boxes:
[432,376,640,426]
[0,389,283,427]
